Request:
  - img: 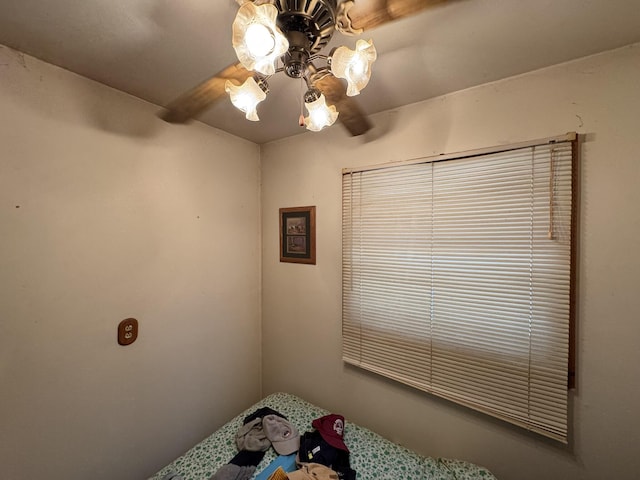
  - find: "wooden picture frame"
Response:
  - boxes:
[279,206,316,264]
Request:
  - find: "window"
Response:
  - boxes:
[342,134,577,442]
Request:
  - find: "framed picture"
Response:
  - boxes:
[279,206,316,264]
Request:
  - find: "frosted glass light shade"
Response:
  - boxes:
[225,77,267,121]
[232,2,289,75]
[330,39,377,96]
[304,94,338,132]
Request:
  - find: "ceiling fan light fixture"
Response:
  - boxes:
[330,39,377,96]
[232,2,289,75]
[304,91,338,132]
[163,0,451,137]
[225,76,268,121]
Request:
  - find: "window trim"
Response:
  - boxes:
[343,132,577,175]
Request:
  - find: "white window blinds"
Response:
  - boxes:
[342,136,576,442]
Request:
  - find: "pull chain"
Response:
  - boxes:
[298,77,305,127]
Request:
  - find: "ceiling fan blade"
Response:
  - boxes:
[314,74,372,137]
[347,0,446,31]
[159,62,253,123]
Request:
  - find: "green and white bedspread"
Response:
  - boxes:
[149,392,496,480]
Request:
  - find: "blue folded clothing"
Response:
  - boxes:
[255,454,297,480]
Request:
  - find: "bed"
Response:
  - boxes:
[149,392,496,480]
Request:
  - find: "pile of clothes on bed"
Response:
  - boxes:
[161,406,356,480]
[154,392,498,480]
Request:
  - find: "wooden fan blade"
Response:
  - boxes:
[349,0,446,31]
[159,62,253,123]
[314,74,372,137]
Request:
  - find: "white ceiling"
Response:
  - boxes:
[1,0,639,144]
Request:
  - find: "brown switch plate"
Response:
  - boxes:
[118,318,138,346]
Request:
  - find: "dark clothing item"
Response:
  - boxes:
[229,449,267,467]
[243,407,288,425]
[298,431,356,480]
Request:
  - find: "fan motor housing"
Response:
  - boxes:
[275,0,338,54]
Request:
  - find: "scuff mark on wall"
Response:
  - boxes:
[0,45,29,69]
[14,51,27,69]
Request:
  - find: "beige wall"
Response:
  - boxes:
[0,46,262,479]
[3,38,640,480]
[261,43,640,479]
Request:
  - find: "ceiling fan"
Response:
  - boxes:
[158,0,444,136]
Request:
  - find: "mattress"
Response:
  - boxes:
[149,392,496,480]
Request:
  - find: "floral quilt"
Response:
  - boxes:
[149,392,496,480]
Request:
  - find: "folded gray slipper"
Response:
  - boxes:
[210,464,256,480]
